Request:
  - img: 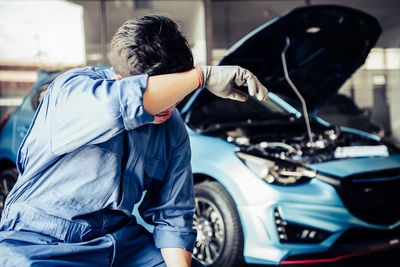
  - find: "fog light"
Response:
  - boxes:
[274,208,288,242]
[273,208,331,244]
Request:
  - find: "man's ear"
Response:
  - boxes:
[113,74,123,80]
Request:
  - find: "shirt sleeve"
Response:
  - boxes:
[49,67,154,155]
[138,121,197,252]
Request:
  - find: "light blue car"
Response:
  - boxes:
[1,5,400,267]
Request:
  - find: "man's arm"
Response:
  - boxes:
[48,67,153,155]
[161,248,192,267]
[143,66,268,116]
[144,68,198,115]
[138,116,197,265]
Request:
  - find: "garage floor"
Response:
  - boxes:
[242,246,400,267]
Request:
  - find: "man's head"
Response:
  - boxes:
[111,15,194,77]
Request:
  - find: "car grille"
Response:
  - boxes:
[335,168,400,226]
[334,227,400,245]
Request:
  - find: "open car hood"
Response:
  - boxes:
[218,5,381,112]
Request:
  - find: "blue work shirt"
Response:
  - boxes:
[0,67,197,252]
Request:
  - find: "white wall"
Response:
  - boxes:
[0,0,85,66]
[388,70,400,140]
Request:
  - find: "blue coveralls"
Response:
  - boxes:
[0,67,198,266]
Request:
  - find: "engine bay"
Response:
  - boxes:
[200,122,386,164]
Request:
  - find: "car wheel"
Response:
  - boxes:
[0,167,18,217]
[193,181,244,267]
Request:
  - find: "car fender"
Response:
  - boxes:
[188,128,278,206]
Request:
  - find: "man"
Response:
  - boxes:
[0,15,267,266]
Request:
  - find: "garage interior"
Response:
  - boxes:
[0,1,400,266]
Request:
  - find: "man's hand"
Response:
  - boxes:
[197,65,269,102]
[161,247,192,267]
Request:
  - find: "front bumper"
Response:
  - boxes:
[239,198,400,265]
[281,232,400,264]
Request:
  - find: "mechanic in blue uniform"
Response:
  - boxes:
[0,15,268,266]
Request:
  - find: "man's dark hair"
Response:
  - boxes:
[111,15,194,77]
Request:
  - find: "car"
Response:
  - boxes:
[1,5,400,267]
[0,70,60,215]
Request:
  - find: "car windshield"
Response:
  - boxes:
[188,89,292,129]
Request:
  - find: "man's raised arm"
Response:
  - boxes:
[143,66,269,115]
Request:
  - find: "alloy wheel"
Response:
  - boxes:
[0,169,17,214]
[193,197,225,265]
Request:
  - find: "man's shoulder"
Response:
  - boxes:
[166,109,190,147]
[55,66,113,83]
[168,109,187,131]
[148,109,188,144]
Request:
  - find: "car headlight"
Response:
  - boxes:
[236,152,316,186]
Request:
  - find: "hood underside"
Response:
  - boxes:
[219,5,381,112]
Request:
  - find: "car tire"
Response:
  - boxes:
[193,181,244,267]
[0,167,18,217]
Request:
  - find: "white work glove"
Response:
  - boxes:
[196,65,268,102]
